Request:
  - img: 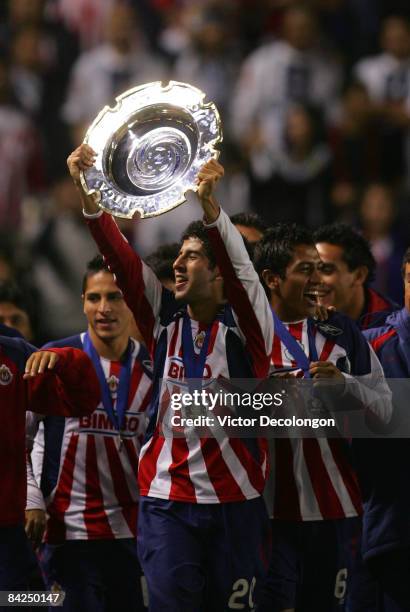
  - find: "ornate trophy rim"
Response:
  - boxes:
[79,80,222,219]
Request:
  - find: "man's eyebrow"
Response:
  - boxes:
[295,260,316,267]
[180,249,202,256]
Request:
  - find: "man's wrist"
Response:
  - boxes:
[202,196,220,224]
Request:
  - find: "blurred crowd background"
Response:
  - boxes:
[0,0,409,342]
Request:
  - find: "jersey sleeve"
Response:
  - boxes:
[335,320,393,424]
[84,210,168,353]
[27,347,100,417]
[204,208,274,378]
[25,412,45,511]
[340,346,392,424]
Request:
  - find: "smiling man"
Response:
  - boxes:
[67,144,273,611]
[254,223,391,612]
[28,255,152,612]
[314,224,397,330]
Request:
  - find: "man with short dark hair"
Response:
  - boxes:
[314,223,397,329]
[68,144,273,611]
[144,243,180,292]
[30,254,152,612]
[254,223,391,612]
[0,282,35,342]
[230,212,267,243]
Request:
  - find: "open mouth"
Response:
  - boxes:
[303,290,327,305]
[96,319,116,326]
[175,277,188,290]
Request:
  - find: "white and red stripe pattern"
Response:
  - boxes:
[137,317,269,503]
[267,320,362,521]
[86,207,273,503]
[44,337,151,543]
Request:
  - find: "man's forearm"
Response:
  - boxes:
[75,180,100,215]
[201,195,220,224]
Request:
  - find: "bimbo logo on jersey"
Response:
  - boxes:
[79,409,141,434]
[167,356,212,382]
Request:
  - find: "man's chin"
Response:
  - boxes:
[174,286,190,302]
[301,300,317,319]
[93,328,118,341]
[318,294,333,308]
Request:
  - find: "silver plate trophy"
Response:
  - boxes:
[80,81,223,218]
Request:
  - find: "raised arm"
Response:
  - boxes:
[67,145,167,353]
[196,160,274,378]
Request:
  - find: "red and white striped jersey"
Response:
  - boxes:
[85,207,274,504]
[266,315,390,521]
[29,334,152,543]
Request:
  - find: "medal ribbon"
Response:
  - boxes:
[83,332,133,431]
[271,309,318,378]
[182,313,213,390]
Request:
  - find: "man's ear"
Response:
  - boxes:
[353,265,368,286]
[262,269,281,291]
[211,265,222,282]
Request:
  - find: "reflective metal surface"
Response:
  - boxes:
[80,81,222,218]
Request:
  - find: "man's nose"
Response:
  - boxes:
[310,266,322,284]
[98,298,112,312]
[173,255,184,270]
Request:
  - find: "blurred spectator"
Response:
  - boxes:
[380,1,410,19]
[0,240,16,283]
[156,2,192,61]
[62,3,166,144]
[29,175,96,340]
[0,0,407,344]
[9,23,48,118]
[56,0,115,49]
[57,0,164,52]
[0,232,41,336]
[360,183,406,304]
[328,81,385,222]
[231,4,342,184]
[244,104,333,227]
[354,15,410,184]
[1,0,80,175]
[314,0,381,67]
[0,281,35,341]
[173,3,241,119]
[0,54,46,232]
[5,0,44,27]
